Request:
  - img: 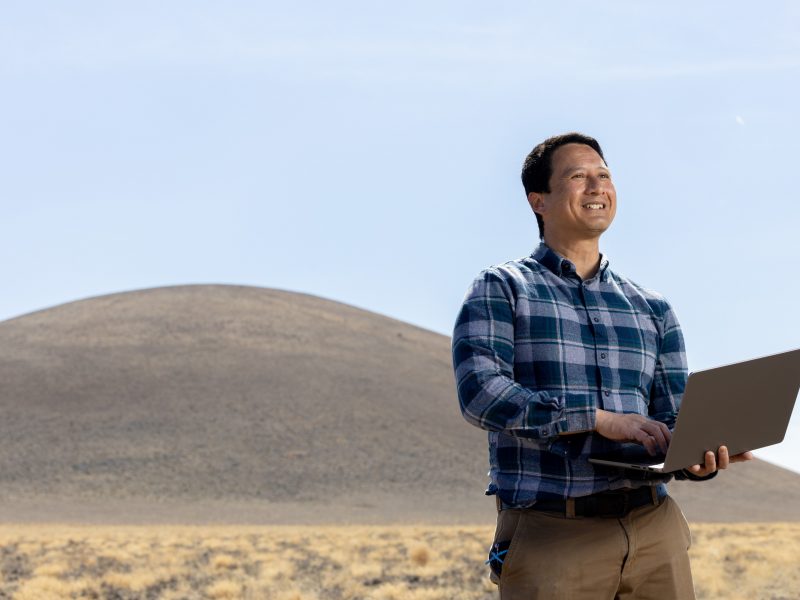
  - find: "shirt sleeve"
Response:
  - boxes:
[647,299,687,430]
[452,268,596,440]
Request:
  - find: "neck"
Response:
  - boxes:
[543,233,602,280]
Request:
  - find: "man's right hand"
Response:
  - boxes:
[594,409,671,456]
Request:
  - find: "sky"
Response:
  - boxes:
[2,1,799,472]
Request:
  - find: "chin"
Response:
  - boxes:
[586,224,612,235]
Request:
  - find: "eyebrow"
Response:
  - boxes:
[561,164,610,176]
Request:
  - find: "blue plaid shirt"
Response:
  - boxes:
[452,243,688,506]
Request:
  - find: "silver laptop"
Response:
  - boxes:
[589,348,800,474]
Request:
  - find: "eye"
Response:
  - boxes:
[571,173,586,179]
[599,173,611,179]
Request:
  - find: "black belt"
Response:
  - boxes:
[498,486,665,518]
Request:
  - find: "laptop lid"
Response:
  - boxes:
[661,348,800,472]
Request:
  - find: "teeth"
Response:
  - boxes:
[584,204,604,209]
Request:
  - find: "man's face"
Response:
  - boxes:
[529,143,616,241]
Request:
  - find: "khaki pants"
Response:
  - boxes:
[492,495,695,599]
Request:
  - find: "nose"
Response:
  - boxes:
[586,175,602,194]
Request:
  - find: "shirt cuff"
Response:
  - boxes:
[554,394,596,434]
[676,469,718,482]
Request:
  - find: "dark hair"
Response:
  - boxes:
[521,132,606,239]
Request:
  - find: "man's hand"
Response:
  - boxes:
[685,446,754,477]
[595,409,671,456]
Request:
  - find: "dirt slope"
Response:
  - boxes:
[0,285,796,523]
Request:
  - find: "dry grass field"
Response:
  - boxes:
[0,523,798,600]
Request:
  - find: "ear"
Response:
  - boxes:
[528,191,546,216]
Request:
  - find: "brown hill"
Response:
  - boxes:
[0,285,797,524]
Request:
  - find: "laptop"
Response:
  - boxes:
[588,348,800,474]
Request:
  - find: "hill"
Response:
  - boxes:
[0,285,797,524]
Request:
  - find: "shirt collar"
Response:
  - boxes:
[531,242,611,283]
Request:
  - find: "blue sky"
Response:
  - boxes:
[2,1,799,472]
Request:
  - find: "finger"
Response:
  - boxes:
[635,430,657,456]
[639,421,668,454]
[643,434,657,456]
[717,446,730,470]
[644,422,669,455]
[704,450,717,472]
[730,451,754,463]
[657,420,672,445]
[641,423,664,456]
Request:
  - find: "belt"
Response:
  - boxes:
[497,485,666,518]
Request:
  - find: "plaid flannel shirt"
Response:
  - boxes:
[452,243,689,507]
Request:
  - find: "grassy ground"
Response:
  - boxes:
[0,523,798,599]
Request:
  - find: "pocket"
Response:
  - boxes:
[678,503,692,550]
[487,509,525,584]
[667,496,692,550]
[487,539,511,583]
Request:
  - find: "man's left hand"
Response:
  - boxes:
[685,445,754,477]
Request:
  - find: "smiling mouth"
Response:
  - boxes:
[582,203,606,210]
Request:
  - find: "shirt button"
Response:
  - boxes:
[604,390,610,397]
[593,317,600,323]
[600,353,607,359]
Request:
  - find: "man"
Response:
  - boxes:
[451,132,752,599]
